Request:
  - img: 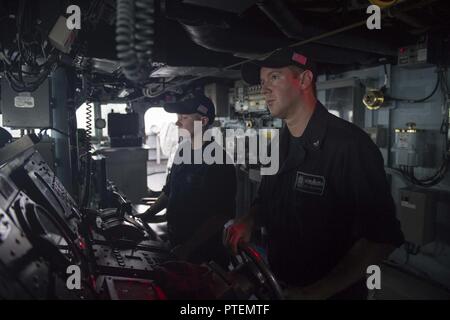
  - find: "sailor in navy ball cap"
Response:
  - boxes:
[140,92,236,269]
[224,47,404,299]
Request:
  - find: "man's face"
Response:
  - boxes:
[260,66,303,119]
[175,113,199,138]
[175,113,209,141]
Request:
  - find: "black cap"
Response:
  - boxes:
[164,94,215,125]
[241,48,316,85]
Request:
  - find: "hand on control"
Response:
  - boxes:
[223,218,253,255]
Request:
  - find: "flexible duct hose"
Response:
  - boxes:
[116,0,154,82]
[135,0,155,63]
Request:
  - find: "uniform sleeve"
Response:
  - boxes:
[250,175,272,227]
[251,175,268,208]
[204,163,237,219]
[342,134,404,247]
[161,169,173,196]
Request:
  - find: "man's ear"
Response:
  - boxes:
[300,70,314,90]
[201,116,209,127]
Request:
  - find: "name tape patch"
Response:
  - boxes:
[295,171,325,195]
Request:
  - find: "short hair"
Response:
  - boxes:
[287,65,316,96]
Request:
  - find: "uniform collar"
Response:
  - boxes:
[296,100,329,151]
[277,101,329,174]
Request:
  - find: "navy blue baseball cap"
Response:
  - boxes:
[164,94,215,125]
[241,48,316,85]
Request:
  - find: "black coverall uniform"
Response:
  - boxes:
[163,140,237,267]
[253,101,404,299]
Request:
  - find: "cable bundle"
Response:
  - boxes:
[0,0,58,92]
[116,0,155,82]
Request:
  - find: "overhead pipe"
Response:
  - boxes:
[157,0,437,94]
[255,0,303,39]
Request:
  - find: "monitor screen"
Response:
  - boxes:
[107,113,139,137]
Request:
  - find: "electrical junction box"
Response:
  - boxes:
[247,85,267,112]
[398,188,437,246]
[0,78,52,129]
[397,35,438,69]
[392,125,428,167]
[231,81,267,113]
